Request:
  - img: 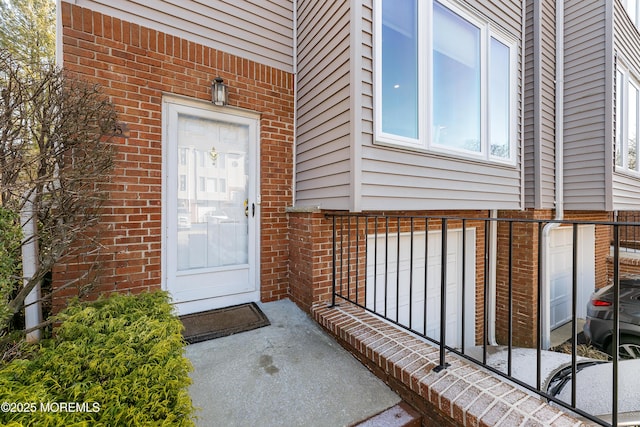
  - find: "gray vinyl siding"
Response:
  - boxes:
[71,0,293,72]
[294,0,352,209]
[563,0,610,211]
[539,0,557,209]
[612,0,640,210]
[524,0,535,207]
[360,148,522,211]
[524,0,556,209]
[359,0,523,211]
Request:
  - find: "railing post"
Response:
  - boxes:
[507,221,513,377]
[571,223,578,408]
[434,218,450,372]
[612,224,620,427]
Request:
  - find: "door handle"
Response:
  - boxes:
[244,200,255,217]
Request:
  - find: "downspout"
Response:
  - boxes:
[487,210,498,345]
[541,0,565,349]
[291,0,297,208]
[21,194,41,343]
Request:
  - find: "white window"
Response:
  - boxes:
[375,0,518,164]
[616,66,640,174]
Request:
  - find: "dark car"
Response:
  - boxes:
[584,277,640,359]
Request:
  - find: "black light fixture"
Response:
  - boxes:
[211,77,228,106]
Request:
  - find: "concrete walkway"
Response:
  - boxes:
[185,299,401,427]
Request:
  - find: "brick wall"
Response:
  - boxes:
[495,210,550,347]
[607,255,640,279]
[54,2,293,311]
[495,210,610,347]
[288,210,334,310]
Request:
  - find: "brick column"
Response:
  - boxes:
[288,209,334,312]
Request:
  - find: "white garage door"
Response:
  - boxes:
[548,226,595,329]
[366,228,475,349]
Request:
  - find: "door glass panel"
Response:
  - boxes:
[176,113,249,271]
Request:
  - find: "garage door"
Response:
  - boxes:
[548,226,595,329]
[365,228,475,349]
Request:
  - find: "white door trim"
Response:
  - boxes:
[161,95,261,314]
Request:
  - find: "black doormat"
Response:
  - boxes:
[180,302,270,344]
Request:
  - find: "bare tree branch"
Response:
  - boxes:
[0,48,118,332]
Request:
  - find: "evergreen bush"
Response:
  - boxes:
[0,291,195,426]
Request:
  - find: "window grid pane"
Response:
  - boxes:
[489,37,511,159]
[381,0,418,139]
[616,70,624,168]
[432,1,481,153]
[629,82,638,171]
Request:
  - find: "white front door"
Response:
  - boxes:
[163,98,260,315]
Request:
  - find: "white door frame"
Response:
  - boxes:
[161,95,261,314]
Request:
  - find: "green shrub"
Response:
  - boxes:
[0,206,22,331]
[0,291,195,426]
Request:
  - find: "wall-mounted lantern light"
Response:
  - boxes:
[211,77,228,106]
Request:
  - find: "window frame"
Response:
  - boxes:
[616,63,640,175]
[374,0,518,165]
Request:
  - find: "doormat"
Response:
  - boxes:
[180,302,270,344]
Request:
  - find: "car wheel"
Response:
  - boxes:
[606,335,640,359]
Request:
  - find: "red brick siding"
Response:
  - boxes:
[54,2,293,311]
[495,210,610,347]
[607,255,640,280]
[288,211,335,310]
[495,210,550,347]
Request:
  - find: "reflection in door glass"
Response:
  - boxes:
[176,114,249,271]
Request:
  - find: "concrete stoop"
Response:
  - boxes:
[352,402,422,427]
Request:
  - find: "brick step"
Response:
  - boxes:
[352,402,422,427]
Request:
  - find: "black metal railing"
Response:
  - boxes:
[327,212,640,427]
[615,211,640,252]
